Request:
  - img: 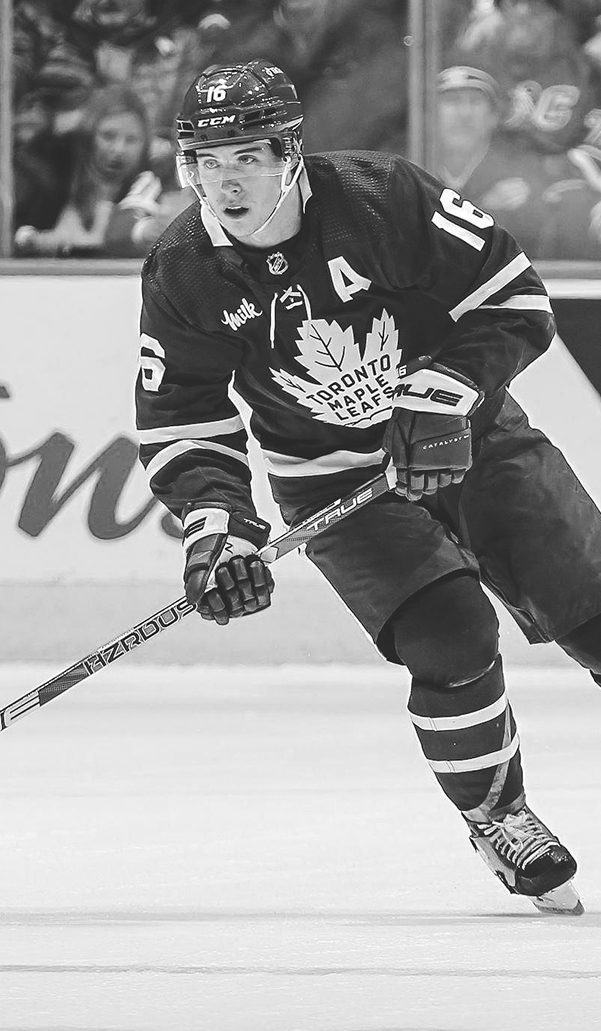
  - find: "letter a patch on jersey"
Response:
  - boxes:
[328,256,372,302]
[270,309,401,427]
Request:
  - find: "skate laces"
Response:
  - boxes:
[482,809,558,869]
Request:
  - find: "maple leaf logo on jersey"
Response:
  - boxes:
[270,309,400,426]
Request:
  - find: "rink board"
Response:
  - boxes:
[1,272,600,664]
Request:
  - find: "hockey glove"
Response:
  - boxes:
[183,504,274,625]
[383,362,484,501]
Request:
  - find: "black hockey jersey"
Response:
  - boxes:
[136,150,555,524]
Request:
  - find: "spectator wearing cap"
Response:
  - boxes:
[437,63,601,259]
[437,65,551,256]
[453,0,601,154]
[437,66,502,188]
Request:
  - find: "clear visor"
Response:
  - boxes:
[176,145,288,189]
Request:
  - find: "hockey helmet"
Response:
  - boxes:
[175,59,303,187]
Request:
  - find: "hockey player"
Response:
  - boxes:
[136,59,601,915]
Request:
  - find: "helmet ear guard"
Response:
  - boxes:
[176,151,199,190]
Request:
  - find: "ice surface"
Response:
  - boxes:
[0,663,600,1031]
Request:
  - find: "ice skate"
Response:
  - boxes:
[465,804,584,915]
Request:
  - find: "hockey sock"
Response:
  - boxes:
[407,655,525,820]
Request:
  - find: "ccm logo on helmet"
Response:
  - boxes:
[197,115,237,127]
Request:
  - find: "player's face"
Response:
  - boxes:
[93,111,146,179]
[438,90,497,148]
[196,141,290,238]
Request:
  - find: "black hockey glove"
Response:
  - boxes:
[183,504,274,626]
[383,362,484,502]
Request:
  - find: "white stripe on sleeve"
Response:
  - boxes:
[145,439,249,483]
[138,416,245,444]
[449,253,531,321]
[480,294,553,312]
[261,448,385,478]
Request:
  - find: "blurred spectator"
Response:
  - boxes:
[453,0,501,50]
[436,64,601,259]
[549,1,601,45]
[13,89,72,232]
[166,0,266,29]
[213,0,411,153]
[440,0,475,46]
[13,0,79,106]
[533,112,601,257]
[568,107,601,187]
[104,179,194,257]
[453,0,601,154]
[455,0,601,50]
[14,0,229,185]
[437,65,550,255]
[583,14,601,66]
[13,85,168,257]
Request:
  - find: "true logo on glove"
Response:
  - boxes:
[396,384,463,408]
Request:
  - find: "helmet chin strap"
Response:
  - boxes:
[193,157,304,240]
[250,156,304,237]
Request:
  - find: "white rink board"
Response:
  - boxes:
[0,275,288,582]
[1,273,601,583]
[1,273,601,664]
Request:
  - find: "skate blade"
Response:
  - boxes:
[532,880,584,916]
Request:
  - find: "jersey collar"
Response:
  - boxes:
[199,163,313,247]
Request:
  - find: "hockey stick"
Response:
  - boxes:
[0,465,396,732]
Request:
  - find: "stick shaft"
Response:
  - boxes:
[0,469,393,731]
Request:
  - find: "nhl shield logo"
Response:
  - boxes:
[266,251,288,275]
